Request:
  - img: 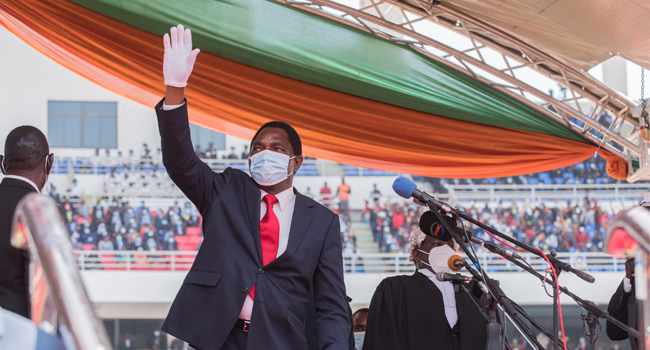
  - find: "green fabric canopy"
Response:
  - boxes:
[71,0,585,142]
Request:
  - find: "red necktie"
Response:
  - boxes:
[249,194,279,300]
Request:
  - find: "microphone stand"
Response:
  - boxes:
[423,196,594,283]
[473,235,642,344]
[451,260,505,350]
[456,282,511,350]
[581,312,600,350]
[421,196,596,350]
[428,209,552,350]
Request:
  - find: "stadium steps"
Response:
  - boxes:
[352,222,379,253]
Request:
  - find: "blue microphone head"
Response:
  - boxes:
[392,176,417,199]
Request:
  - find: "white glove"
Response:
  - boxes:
[163,24,200,87]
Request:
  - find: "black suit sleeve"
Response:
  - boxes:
[606,279,632,341]
[312,214,351,349]
[155,99,231,212]
[347,302,355,350]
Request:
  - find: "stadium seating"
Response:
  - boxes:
[100,254,119,270]
[297,163,320,176]
[186,227,201,237]
[526,177,539,185]
[174,235,203,251]
[341,164,361,176]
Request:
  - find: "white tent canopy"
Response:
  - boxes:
[282,0,650,181]
[444,0,650,71]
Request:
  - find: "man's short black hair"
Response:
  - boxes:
[250,121,302,156]
[3,126,49,171]
[353,308,369,317]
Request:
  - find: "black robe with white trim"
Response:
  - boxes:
[363,272,488,350]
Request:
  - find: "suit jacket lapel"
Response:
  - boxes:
[245,178,263,264]
[268,190,314,266]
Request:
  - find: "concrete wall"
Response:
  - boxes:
[0,29,161,158]
[0,28,249,160]
[81,270,624,319]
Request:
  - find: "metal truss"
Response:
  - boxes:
[275,0,650,181]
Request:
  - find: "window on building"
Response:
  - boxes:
[189,124,225,151]
[48,101,117,148]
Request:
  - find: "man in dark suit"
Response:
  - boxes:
[157,25,350,349]
[606,257,639,349]
[0,126,53,319]
[118,333,135,350]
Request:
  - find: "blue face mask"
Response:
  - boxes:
[354,332,365,350]
[249,150,296,186]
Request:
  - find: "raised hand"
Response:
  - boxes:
[625,257,635,279]
[163,24,200,88]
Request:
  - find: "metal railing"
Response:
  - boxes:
[343,252,627,274]
[51,157,399,177]
[446,183,649,202]
[12,194,113,350]
[54,182,646,204]
[72,250,626,274]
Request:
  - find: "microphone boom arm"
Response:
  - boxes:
[419,192,595,284]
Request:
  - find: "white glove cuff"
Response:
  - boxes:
[164,81,188,88]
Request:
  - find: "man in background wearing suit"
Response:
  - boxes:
[0,126,53,319]
[118,333,135,350]
[606,256,639,348]
[157,25,350,349]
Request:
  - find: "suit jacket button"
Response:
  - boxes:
[259,268,265,274]
[242,287,248,293]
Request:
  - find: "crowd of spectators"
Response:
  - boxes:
[46,144,639,256]
[365,197,615,254]
[49,183,356,253]
[194,144,249,160]
[90,144,163,170]
[48,190,201,252]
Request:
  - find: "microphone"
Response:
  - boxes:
[447,255,466,271]
[469,236,524,260]
[392,177,451,213]
[436,272,473,282]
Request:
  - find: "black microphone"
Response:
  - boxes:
[547,256,596,284]
[436,272,473,282]
[392,177,451,213]
[469,236,524,260]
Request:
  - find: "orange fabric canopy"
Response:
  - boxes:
[0,0,609,178]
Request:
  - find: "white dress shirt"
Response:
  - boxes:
[239,186,297,320]
[3,175,40,193]
[624,277,632,293]
[418,268,458,328]
[162,102,185,110]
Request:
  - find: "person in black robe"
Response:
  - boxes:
[364,214,488,350]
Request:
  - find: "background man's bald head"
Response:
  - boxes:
[3,126,50,172]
